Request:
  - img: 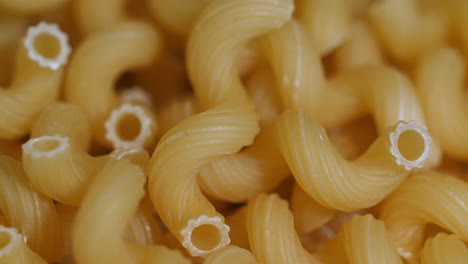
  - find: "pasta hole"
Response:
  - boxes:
[116,113,141,141]
[0,231,11,249]
[190,224,221,251]
[397,130,425,161]
[32,138,61,152]
[33,33,61,59]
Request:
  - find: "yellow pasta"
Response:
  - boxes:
[0,22,70,139]
[416,46,468,160]
[0,225,47,264]
[204,245,257,264]
[275,110,432,211]
[420,233,468,264]
[65,21,161,145]
[380,172,468,262]
[0,0,65,14]
[148,0,293,256]
[73,158,189,264]
[0,156,62,262]
[74,0,126,36]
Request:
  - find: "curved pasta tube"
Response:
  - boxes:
[0,16,29,85]
[0,156,62,262]
[420,233,468,264]
[275,110,432,211]
[22,103,107,206]
[0,0,65,14]
[65,21,161,144]
[368,0,447,63]
[0,226,47,264]
[147,0,211,36]
[295,0,352,55]
[247,194,318,264]
[74,158,190,264]
[316,214,403,264]
[204,246,257,264]
[148,0,293,256]
[74,0,126,36]
[157,95,199,135]
[0,22,70,139]
[380,172,468,261]
[416,47,468,160]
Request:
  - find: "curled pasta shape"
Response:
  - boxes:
[295,0,352,55]
[416,47,468,160]
[420,233,468,264]
[368,0,447,63]
[0,225,47,264]
[22,103,107,206]
[148,0,293,256]
[275,110,432,211]
[0,156,62,262]
[0,22,70,139]
[65,21,161,144]
[380,172,468,261]
[0,0,66,14]
[74,158,190,264]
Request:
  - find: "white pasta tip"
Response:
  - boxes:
[397,248,414,260]
[22,135,69,159]
[119,86,154,110]
[105,103,155,149]
[180,215,231,256]
[23,21,71,70]
[0,226,22,257]
[389,120,432,170]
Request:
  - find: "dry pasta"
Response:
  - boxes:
[420,233,468,264]
[0,225,47,263]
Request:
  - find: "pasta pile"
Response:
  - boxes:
[0,0,467,263]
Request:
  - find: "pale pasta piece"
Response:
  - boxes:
[74,0,126,36]
[0,16,29,85]
[291,184,336,234]
[65,21,161,144]
[275,110,432,211]
[148,0,294,257]
[22,103,107,206]
[0,156,62,262]
[368,0,447,63]
[416,47,468,160]
[295,0,352,55]
[225,206,249,250]
[0,226,47,264]
[147,0,211,36]
[74,158,190,264]
[330,66,442,167]
[247,194,320,264]
[119,86,155,111]
[380,172,468,262]
[420,233,468,264]
[316,214,403,264]
[204,245,257,264]
[109,146,150,168]
[126,196,164,245]
[104,103,158,149]
[0,22,70,139]
[157,95,199,135]
[0,0,66,14]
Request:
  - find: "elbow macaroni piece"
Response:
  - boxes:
[204,245,257,264]
[65,21,161,145]
[148,0,294,256]
[275,110,432,211]
[380,172,468,262]
[74,0,126,36]
[0,156,62,262]
[0,22,70,139]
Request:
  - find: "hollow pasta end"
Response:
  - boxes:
[119,86,154,110]
[389,120,432,170]
[0,226,22,257]
[23,21,71,70]
[180,215,231,257]
[22,135,70,159]
[104,103,156,149]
